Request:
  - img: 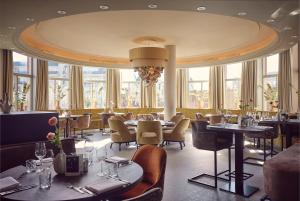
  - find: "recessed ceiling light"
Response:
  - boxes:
[26,17,34,22]
[99,5,110,10]
[57,10,67,15]
[196,6,206,11]
[8,26,16,30]
[283,26,292,31]
[148,4,158,9]
[267,19,275,23]
[291,35,298,38]
[289,8,300,16]
[237,12,247,16]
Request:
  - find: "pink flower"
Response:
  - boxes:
[48,117,58,126]
[47,132,55,141]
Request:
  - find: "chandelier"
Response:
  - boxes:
[129,47,168,86]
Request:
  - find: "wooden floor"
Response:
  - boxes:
[77,129,274,201]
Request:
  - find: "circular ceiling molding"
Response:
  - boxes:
[17,10,278,67]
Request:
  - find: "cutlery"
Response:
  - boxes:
[107,175,131,185]
[79,187,94,195]
[67,185,85,194]
[0,184,37,196]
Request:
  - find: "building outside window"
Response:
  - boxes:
[48,61,70,109]
[120,69,141,108]
[156,73,164,108]
[12,52,33,111]
[224,63,242,109]
[263,54,279,110]
[83,67,106,108]
[188,67,209,108]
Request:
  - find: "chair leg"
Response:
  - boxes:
[271,139,274,157]
[253,138,256,147]
[179,142,183,150]
[228,148,231,182]
[119,143,121,151]
[81,130,83,138]
[110,142,113,149]
[214,150,217,188]
[263,138,266,161]
[281,135,284,151]
[257,138,261,148]
[183,141,186,147]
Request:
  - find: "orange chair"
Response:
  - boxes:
[121,145,167,200]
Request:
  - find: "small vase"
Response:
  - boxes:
[53,149,65,174]
[55,101,61,110]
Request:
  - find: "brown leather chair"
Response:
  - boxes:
[122,187,163,201]
[108,119,136,151]
[205,114,223,125]
[121,145,167,199]
[162,118,190,150]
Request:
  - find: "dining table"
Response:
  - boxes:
[124,120,175,127]
[59,115,84,138]
[0,161,143,201]
[207,123,273,198]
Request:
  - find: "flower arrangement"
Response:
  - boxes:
[46,117,61,148]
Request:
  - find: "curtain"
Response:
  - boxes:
[141,82,156,108]
[70,65,84,109]
[2,49,13,102]
[278,50,292,112]
[241,60,257,108]
[106,69,120,108]
[176,69,188,108]
[209,65,225,110]
[35,59,49,110]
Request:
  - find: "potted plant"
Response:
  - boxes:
[16,82,30,111]
[263,83,278,112]
[55,84,66,110]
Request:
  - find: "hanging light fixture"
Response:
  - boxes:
[129,47,168,86]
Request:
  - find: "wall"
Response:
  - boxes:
[0,49,3,100]
[290,43,299,112]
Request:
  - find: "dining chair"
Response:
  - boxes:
[58,119,67,137]
[244,122,279,166]
[170,114,185,124]
[121,145,167,200]
[136,121,162,146]
[108,119,136,151]
[122,187,163,201]
[162,118,190,150]
[70,115,91,138]
[188,120,232,188]
[207,114,223,125]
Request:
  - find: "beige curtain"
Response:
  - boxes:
[141,82,156,108]
[209,65,225,110]
[176,69,188,108]
[35,59,49,110]
[278,50,292,112]
[70,65,84,109]
[106,69,120,108]
[2,49,13,101]
[241,60,257,108]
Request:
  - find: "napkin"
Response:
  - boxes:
[105,156,129,164]
[0,177,20,192]
[85,179,125,195]
[0,165,27,180]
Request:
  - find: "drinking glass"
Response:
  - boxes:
[39,167,51,189]
[35,142,47,172]
[96,147,107,176]
[84,141,94,166]
[26,159,37,173]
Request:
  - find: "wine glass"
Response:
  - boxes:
[96,146,107,177]
[35,142,46,172]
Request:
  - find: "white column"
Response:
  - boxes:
[164,45,176,120]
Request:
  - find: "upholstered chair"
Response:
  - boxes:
[110,115,126,122]
[76,114,91,138]
[136,121,162,145]
[122,112,135,121]
[244,122,279,166]
[188,120,232,188]
[108,119,136,151]
[121,145,167,200]
[207,114,223,125]
[195,113,209,121]
[122,187,163,201]
[137,114,154,121]
[170,114,185,124]
[163,118,190,150]
[60,138,76,155]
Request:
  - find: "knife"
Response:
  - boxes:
[0,184,37,196]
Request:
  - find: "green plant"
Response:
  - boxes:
[263,83,277,102]
[55,84,66,101]
[16,82,30,105]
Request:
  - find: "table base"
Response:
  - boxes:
[220,182,259,197]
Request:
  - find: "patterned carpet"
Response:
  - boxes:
[77,129,275,201]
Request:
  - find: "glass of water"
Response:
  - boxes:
[39,167,51,189]
[26,159,36,173]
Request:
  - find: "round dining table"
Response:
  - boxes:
[1,162,143,201]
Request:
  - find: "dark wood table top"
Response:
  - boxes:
[1,162,143,201]
[207,123,273,133]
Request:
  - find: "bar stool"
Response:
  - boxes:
[188,120,232,188]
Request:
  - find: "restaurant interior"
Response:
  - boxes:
[0,0,299,201]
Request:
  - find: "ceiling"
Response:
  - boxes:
[0,0,299,68]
